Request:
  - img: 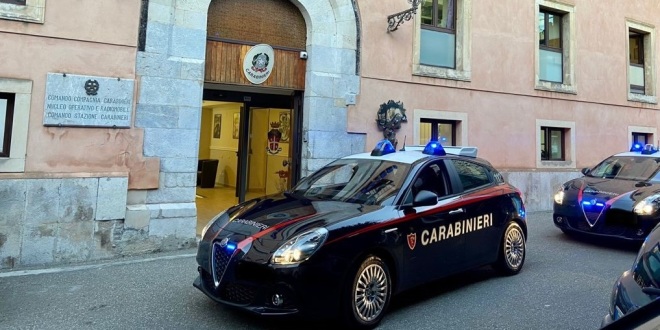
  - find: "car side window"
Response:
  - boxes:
[405,162,449,204]
[451,159,492,191]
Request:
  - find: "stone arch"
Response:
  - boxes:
[134,0,363,240]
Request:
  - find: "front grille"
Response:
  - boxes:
[565,214,627,236]
[605,209,637,227]
[582,210,603,224]
[212,242,234,287]
[219,282,257,305]
[568,217,593,231]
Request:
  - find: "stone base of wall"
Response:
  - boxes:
[0,177,197,270]
[501,170,582,212]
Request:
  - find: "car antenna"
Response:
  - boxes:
[400,136,407,151]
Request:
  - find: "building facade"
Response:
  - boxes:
[1,0,659,268]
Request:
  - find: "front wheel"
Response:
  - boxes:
[494,221,526,275]
[343,255,392,329]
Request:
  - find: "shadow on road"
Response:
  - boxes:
[388,266,499,313]
[552,231,642,253]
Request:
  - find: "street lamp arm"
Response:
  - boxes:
[386,0,422,32]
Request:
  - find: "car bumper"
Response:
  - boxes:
[193,258,343,318]
[193,267,300,316]
[552,211,653,241]
[601,313,614,328]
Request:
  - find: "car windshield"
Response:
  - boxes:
[587,156,660,182]
[633,243,660,288]
[290,158,411,205]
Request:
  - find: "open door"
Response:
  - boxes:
[244,107,293,200]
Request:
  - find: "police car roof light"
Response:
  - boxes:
[422,140,446,156]
[630,143,644,152]
[371,139,396,156]
[443,146,478,157]
[641,144,658,155]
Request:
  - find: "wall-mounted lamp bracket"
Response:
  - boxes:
[387,0,421,32]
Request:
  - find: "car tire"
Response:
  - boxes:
[342,255,392,329]
[494,221,526,275]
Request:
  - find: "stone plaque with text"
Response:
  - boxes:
[43,73,134,128]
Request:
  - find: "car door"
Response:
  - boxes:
[447,158,508,267]
[401,160,467,287]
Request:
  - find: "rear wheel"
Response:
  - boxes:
[343,255,392,329]
[494,221,526,275]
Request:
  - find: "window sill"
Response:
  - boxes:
[0,0,45,24]
[627,93,657,104]
[0,157,26,172]
[538,160,575,169]
[535,81,577,95]
[413,64,471,82]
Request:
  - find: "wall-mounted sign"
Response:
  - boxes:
[243,44,275,84]
[43,73,134,128]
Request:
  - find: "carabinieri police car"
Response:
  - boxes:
[553,143,660,242]
[601,222,660,328]
[194,140,527,329]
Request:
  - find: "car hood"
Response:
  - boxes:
[213,193,386,263]
[564,176,660,209]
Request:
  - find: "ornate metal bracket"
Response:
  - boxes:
[387,0,422,32]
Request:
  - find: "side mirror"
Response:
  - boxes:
[581,168,591,176]
[413,190,438,207]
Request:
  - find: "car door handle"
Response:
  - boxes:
[448,208,464,215]
[384,228,398,233]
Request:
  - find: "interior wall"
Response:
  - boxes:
[201,103,240,187]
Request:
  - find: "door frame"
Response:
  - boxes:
[202,87,303,202]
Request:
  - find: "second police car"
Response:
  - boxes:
[553,143,660,242]
[194,140,527,329]
[601,222,660,328]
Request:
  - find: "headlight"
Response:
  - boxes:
[634,194,660,215]
[201,210,227,238]
[554,189,565,205]
[271,227,329,265]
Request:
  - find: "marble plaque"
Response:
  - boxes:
[43,73,134,128]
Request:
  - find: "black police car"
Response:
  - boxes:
[194,140,527,329]
[602,222,660,327]
[553,143,660,241]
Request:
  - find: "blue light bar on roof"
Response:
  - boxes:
[371,139,396,156]
[422,140,446,156]
[642,144,658,155]
[630,143,644,152]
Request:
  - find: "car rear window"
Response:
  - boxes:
[451,159,491,190]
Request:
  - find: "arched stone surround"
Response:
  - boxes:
[132,0,364,240]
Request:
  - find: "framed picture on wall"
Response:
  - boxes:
[212,114,222,139]
[233,112,240,139]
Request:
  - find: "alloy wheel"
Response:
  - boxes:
[505,226,525,269]
[354,263,389,322]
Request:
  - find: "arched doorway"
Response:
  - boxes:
[135,0,361,238]
[195,0,307,230]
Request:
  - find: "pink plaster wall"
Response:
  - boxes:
[0,1,158,189]
[351,0,660,170]
[0,1,140,46]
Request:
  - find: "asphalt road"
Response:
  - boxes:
[0,211,641,330]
